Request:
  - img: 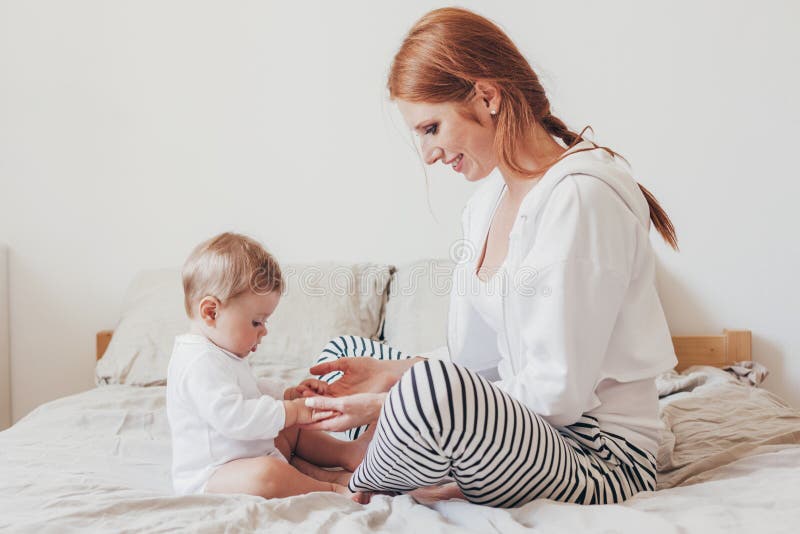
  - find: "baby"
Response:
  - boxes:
[166,232,365,499]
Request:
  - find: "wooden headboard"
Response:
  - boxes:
[671,329,751,372]
[95,328,752,371]
[96,330,113,362]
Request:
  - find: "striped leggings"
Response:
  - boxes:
[315,336,657,507]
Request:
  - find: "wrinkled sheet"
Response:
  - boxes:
[1,366,799,533]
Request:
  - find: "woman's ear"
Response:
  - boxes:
[198,296,220,327]
[474,79,502,115]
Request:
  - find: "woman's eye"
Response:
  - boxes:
[252,321,262,327]
[424,123,438,135]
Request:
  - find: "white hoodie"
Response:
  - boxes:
[446,141,677,454]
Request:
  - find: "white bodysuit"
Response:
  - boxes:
[166,334,287,495]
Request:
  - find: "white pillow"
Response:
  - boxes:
[96,263,393,386]
[382,258,453,355]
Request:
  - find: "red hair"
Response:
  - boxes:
[388,7,678,250]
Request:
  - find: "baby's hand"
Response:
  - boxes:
[284,398,337,427]
[284,378,329,400]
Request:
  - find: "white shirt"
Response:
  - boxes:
[166,334,288,495]
[469,189,508,335]
[447,142,678,454]
[470,272,505,333]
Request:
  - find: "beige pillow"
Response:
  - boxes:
[382,259,453,355]
[96,263,393,386]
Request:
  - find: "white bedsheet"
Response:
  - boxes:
[1,368,798,533]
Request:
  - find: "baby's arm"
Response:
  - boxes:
[181,358,291,441]
[282,398,333,427]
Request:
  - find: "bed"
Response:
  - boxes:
[1,260,798,533]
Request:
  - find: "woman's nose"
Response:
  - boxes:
[422,141,443,165]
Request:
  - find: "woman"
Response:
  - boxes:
[299,7,678,508]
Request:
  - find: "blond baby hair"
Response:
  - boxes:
[182,232,284,318]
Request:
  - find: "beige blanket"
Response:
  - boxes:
[656,366,800,489]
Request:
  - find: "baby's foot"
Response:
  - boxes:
[329,468,353,487]
[351,490,397,504]
[352,491,373,504]
[409,483,465,505]
[291,456,352,484]
[332,483,366,504]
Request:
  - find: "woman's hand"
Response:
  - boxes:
[282,398,336,427]
[309,356,424,397]
[299,393,387,432]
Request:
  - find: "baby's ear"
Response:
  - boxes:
[198,296,220,326]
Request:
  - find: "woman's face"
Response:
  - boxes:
[398,98,498,182]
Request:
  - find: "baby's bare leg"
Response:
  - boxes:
[275,425,300,462]
[294,426,374,472]
[205,456,349,499]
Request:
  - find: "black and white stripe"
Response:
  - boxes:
[315,336,656,506]
[315,336,406,439]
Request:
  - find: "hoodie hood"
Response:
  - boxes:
[529,141,651,230]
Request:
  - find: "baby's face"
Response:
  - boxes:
[214,290,280,358]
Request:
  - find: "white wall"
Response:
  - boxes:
[1,0,798,421]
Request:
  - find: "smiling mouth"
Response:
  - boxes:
[446,154,464,171]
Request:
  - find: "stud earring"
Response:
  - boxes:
[490,109,497,115]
